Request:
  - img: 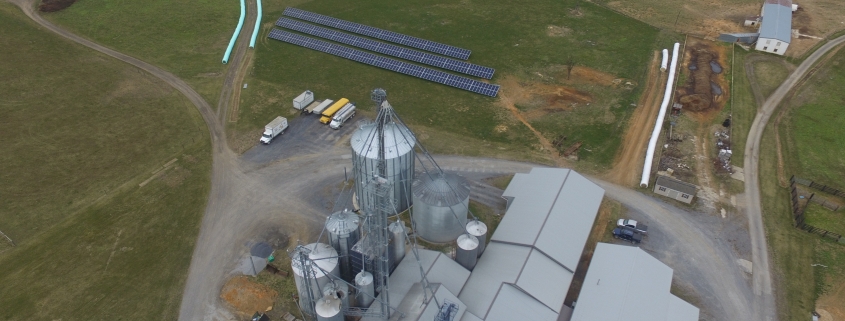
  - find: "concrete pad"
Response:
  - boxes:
[736,259,753,274]
[731,166,745,182]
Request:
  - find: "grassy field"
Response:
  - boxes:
[240,0,679,170]
[44,0,238,106]
[727,48,757,165]
[762,47,845,321]
[752,59,791,100]
[804,203,845,236]
[0,4,211,319]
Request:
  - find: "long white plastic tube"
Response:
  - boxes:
[660,49,668,72]
[640,43,680,187]
[222,0,246,64]
[249,0,262,48]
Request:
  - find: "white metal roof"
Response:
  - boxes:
[484,284,559,321]
[570,243,699,321]
[759,0,793,43]
[459,168,602,320]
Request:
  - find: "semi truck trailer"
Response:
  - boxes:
[320,98,350,124]
[329,103,356,129]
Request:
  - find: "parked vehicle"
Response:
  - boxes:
[329,103,356,129]
[612,226,643,244]
[307,99,333,114]
[259,116,288,144]
[617,219,648,235]
[292,90,314,110]
[320,98,350,124]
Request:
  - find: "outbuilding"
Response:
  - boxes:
[653,175,697,204]
[755,0,793,55]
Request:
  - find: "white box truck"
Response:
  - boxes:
[329,103,356,129]
[292,90,314,110]
[260,116,288,144]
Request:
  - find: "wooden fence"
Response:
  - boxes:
[789,176,845,243]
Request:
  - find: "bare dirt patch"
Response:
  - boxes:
[606,51,666,186]
[220,275,278,318]
[817,277,845,321]
[547,25,572,37]
[676,38,730,121]
[499,76,593,121]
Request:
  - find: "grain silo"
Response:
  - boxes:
[325,209,360,282]
[350,102,416,216]
[322,282,349,315]
[466,220,488,257]
[315,294,343,321]
[455,234,479,270]
[290,243,340,313]
[388,221,406,269]
[355,271,375,308]
[412,173,471,243]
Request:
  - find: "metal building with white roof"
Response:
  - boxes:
[570,242,699,321]
[755,0,793,55]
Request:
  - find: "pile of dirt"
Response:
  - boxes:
[676,41,729,117]
[220,276,278,317]
[39,0,76,12]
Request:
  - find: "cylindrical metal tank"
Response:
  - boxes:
[351,121,416,215]
[326,209,360,282]
[412,173,471,243]
[389,221,406,268]
[291,243,340,313]
[315,294,343,321]
[466,220,488,257]
[322,282,350,315]
[455,234,479,270]
[355,271,375,308]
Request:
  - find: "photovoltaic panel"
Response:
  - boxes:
[283,7,471,60]
[267,29,499,97]
[276,18,494,79]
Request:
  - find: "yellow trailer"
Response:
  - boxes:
[320,98,350,124]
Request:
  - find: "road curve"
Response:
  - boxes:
[743,35,845,321]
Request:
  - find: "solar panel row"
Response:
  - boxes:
[276,18,494,79]
[283,7,471,60]
[268,29,499,97]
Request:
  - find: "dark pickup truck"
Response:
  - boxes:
[612,226,643,244]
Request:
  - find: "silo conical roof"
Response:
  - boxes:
[412,173,471,207]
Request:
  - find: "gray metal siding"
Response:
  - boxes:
[514,249,574,313]
[485,285,560,321]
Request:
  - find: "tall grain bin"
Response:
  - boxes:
[388,221,406,269]
[455,234,479,270]
[466,220,488,257]
[315,294,343,321]
[355,271,375,308]
[291,243,340,313]
[350,121,416,215]
[326,209,360,282]
[412,173,471,243]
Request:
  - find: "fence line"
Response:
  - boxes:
[790,175,845,198]
[789,176,844,243]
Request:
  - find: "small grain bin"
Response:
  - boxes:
[322,282,349,315]
[326,209,360,282]
[456,234,479,270]
[315,294,343,321]
[466,220,488,257]
[291,243,340,313]
[388,221,406,269]
[355,271,375,308]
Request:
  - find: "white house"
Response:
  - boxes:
[755,0,793,55]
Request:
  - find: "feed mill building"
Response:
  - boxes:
[362,168,698,321]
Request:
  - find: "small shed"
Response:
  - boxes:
[653,175,697,204]
[718,33,760,44]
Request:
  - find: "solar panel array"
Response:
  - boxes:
[283,7,471,60]
[276,18,494,79]
[268,29,499,97]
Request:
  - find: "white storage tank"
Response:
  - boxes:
[466,220,488,257]
[388,221,406,269]
[350,120,416,215]
[315,294,343,321]
[412,173,471,243]
[355,271,375,308]
[326,209,360,282]
[455,234,479,271]
[291,243,340,313]
[322,282,350,315]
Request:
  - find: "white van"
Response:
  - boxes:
[329,103,356,129]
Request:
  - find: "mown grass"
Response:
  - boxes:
[752,59,791,100]
[44,0,239,106]
[763,47,845,321]
[804,203,845,236]
[727,48,757,165]
[0,5,211,319]
[242,0,678,169]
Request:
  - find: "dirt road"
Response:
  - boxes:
[606,51,667,186]
[743,35,845,321]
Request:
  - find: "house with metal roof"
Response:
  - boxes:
[570,243,699,321]
[653,175,697,204]
[755,0,793,55]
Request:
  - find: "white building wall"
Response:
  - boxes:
[755,37,789,55]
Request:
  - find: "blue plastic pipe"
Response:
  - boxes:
[222,0,246,64]
[249,0,262,48]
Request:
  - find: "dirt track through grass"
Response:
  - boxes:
[606,51,665,186]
